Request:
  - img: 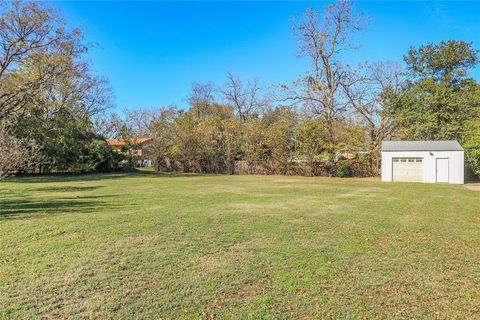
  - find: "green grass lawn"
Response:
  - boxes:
[1,172,479,319]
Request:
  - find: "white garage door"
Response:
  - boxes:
[392,158,423,182]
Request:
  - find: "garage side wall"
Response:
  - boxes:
[381,151,464,184]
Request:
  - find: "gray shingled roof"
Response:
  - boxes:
[382,140,463,152]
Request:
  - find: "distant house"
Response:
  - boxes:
[381,140,464,184]
[335,147,370,161]
[106,137,153,167]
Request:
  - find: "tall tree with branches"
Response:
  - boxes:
[340,61,404,174]
[341,62,403,150]
[188,82,216,120]
[289,0,365,159]
[0,1,83,121]
[220,72,267,122]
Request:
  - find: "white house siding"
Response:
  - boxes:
[381,151,464,184]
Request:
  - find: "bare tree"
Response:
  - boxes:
[125,108,164,138]
[342,61,403,150]
[92,112,124,139]
[341,61,404,173]
[287,1,365,157]
[187,82,216,119]
[64,68,113,118]
[220,72,267,121]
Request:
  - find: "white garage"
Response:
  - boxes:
[381,141,464,184]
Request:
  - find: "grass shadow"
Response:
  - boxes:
[134,170,207,178]
[31,185,105,192]
[7,173,132,184]
[0,194,126,220]
[6,170,210,184]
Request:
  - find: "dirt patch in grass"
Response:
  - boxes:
[218,280,265,301]
[464,185,480,191]
[226,203,277,211]
[116,235,156,246]
[195,243,255,271]
[196,253,229,271]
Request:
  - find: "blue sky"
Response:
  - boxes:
[51,1,480,111]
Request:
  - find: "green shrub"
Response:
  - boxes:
[333,161,353,177]
[91,141,126,172]
[462,119,480,178]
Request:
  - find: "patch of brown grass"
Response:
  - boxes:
[464,185,480,191]
[116,235,156,246]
